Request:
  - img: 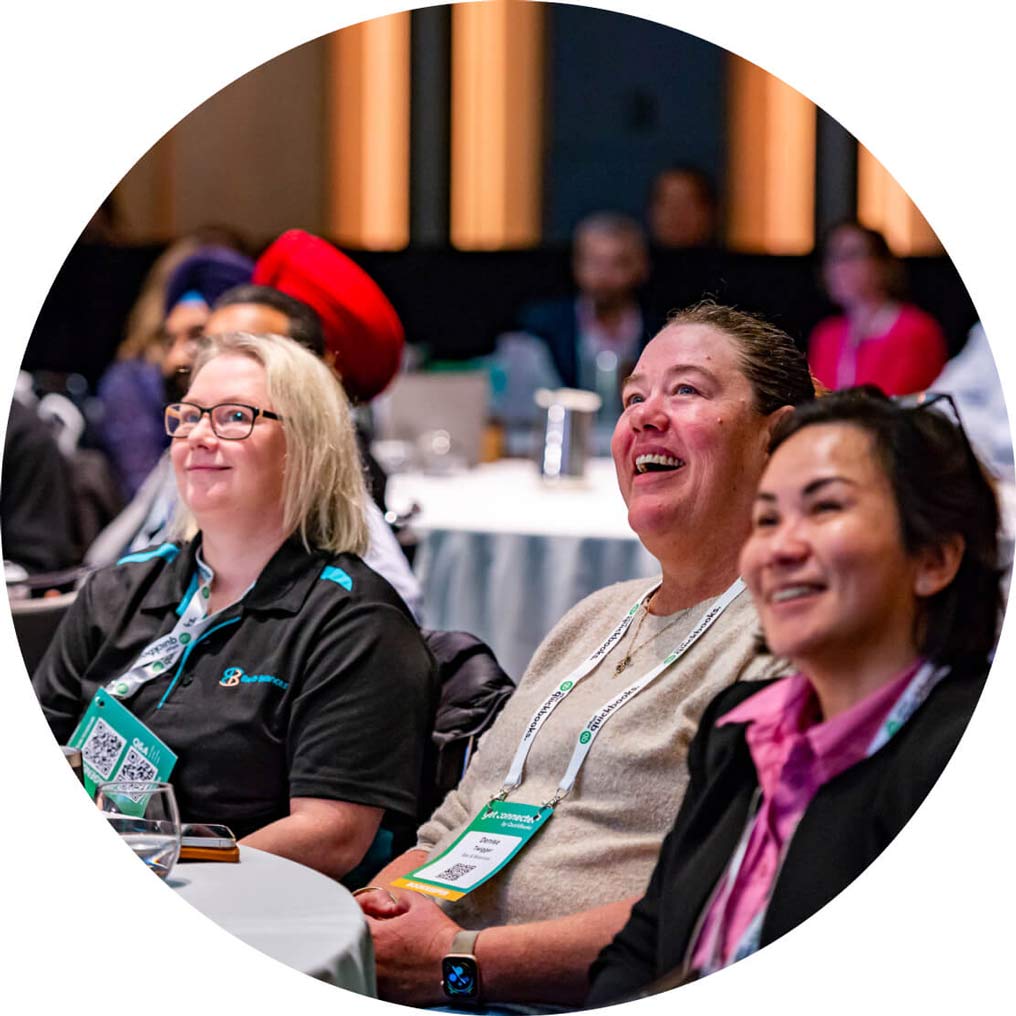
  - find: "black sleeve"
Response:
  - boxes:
[586,684,750,1007]
[31,573,104,744]
[286,599,437,819]
[1,401,79,573]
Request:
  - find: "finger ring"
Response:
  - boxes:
[352,885,399,904]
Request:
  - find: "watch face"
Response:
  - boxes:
[442,956,480,1000]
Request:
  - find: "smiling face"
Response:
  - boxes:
[740,422,930,677]
[611,323,775,558]
[170,353,287,533]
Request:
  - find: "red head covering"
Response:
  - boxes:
[253,229,404,402]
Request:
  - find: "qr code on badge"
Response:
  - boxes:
[114,746,158,785]
[81,718,125,779]
[435,862,476,883]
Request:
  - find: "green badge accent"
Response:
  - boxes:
[886,719,900,736]
[68,689,178,809]
[179,632,191,645]
[396,800,553,901]
[559,680,574,692]
[579,730,592,744]
[115,682,129,697]
[152,661,164,672]
[202,586,210,599]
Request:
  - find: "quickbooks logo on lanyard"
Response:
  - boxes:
[106,555,220,700]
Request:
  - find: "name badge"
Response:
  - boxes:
[67,689,177,809]
[392,801,552,901]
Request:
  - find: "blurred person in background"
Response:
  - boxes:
[495,212,652,453]
[647,164,719,250]
[587,387,1001,1002]
[95,230,252,498]
[808,221,947,395]
[932,321,1013,480]
[518,211,651,395]
[2,399,78,575]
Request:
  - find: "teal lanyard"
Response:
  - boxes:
[105,553,226,700]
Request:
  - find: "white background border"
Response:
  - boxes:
[2,2,1013,1013]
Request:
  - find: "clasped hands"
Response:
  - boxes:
[357,886,463,1006]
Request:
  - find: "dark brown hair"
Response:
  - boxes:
[770,386,1005,665]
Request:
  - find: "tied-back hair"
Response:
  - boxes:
[666,301,818,413]
[170,332,368,556]
[770,386,1005,665]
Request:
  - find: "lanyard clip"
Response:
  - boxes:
[540,790,566,812]
[492,787,510,804]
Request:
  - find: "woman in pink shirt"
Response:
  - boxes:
[808,222,948,395]
[587,386,1003,1003]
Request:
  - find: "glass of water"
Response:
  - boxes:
[95,781,182,880]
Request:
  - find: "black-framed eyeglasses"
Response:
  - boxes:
[893,390,976,459]
[894,390,964,427]
[164,402,284,441]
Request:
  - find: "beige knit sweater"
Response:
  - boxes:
[416,576,786,928]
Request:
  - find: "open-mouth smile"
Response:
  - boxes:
[635,453,685,475]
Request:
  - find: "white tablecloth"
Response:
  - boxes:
[387,458,659,679]
[170,846,375,995]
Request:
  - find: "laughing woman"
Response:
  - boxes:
[34,333,437,881]
[587,386,1004,1001]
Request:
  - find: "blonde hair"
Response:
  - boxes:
[116,236,203,362]
[170,332,369,556]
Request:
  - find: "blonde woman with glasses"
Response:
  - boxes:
[34,333,437,882]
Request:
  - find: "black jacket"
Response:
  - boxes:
[587,662,988,1006]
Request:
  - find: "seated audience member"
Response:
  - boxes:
[932,321,1013,479]
[808,221,948,395]
[86,232,423,621]
[2,399,78,574]
[510,212,652,438]
[587,387,1001,1002]
[34,333,437,881]
[356,303,816,1009]
[97,240,254,497]
[647,164,719,250]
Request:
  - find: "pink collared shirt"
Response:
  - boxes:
[689,660,923,972]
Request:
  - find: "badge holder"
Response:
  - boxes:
[67,688,177,810]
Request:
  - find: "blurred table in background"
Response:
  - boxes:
[387,458,659,680]
[171,846,375,994]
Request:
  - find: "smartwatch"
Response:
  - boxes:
[442,929,482,1003]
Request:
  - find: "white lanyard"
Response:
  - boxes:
[106,553,220,700]
[498,578,746,806]
[699,658,949,974]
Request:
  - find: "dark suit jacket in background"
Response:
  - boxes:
[517,297,656,389]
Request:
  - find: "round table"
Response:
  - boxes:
[387,457,659,680]
[169,846,375,994]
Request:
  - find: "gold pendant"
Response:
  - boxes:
[614,656,630,676]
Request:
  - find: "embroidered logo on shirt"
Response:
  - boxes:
[219,666,289,690]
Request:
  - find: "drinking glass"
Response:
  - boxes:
[95,781,182,880]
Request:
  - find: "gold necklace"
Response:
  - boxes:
[613,598,689,676]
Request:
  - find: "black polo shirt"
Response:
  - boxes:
[33,536,437,839]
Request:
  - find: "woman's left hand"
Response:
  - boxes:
[364,889,462,1006]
